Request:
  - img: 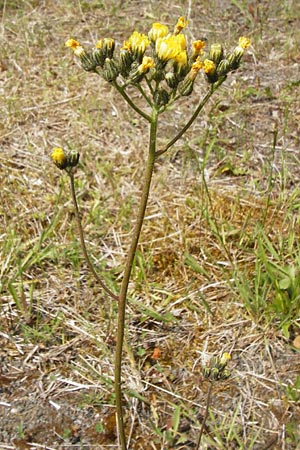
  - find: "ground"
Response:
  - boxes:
[1,0,300,449]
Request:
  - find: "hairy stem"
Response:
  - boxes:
[196,381,214,450]
[114,108,158,449]
[68,172,119,301]
[113,81,152,122]
[156,77,226,157]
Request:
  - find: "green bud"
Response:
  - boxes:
[165,72,179,89]
[102,58,119,82]
[216,58,231,76]
[179,78,194,96]
[80,53,97,72]
[92,47,106,67]
[220,369,231,380]
[154,88,170,107]
[67,150,80,168]
[119,49,133,77]
[102,38,115,59]
[209,43,224,65]
[202,367,211,379]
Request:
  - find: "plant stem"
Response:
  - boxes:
[156,77,226,157]
[114,108,158,450]
[68,171,119,301]
[113,81,152,122]
[196,381,214,450]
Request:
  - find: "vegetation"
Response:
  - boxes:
[1,0,300,449]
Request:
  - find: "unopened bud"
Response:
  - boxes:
[92,41,106,67]
[216,58,231,76]
[102,58,119,82]
[209,43,224,65]
[179,78,194,96]
[154,88,170,107]
[67,150,80,168]
[102,38,115,59]
[165,72,179,89]
[119,48,133,77]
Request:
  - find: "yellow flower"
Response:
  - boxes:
[192,40,206,58]
[156,35,184,61]
[51,147,67,170]
[122,40,131,51]
[174,50,188,70]
[220,353,231,365]
[127,31,150,56]
[95,39,103,49]
[139,56,155,73]
[148,22,169,41]
[203,59,216,74]
[65,39,81,49]
[239,36,251,49]
[174,16,188,35]
[186,57,203,82]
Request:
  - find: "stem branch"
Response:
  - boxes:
[156,78,226,157]
[68,172,119,301]
[113,81,152,122]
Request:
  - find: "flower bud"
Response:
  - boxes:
[102,58,119,82]
[179,78,194,96]
[92,45,106,67]
[154,88,170,107]
[102,38,115,59]
[165,72,179,89]
[67,150,80,168]
[209,43,224,65]
[216,58,231,76]
[119,48,133,77]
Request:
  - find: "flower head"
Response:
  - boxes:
[191,40,206,59]
[174,16,188,35]
[65,38,81,49]
[173,50,188,75]
[139,56,155,73]
[227,37,251,70]
[156,34,185,61]
[189,57,203,80]
[220,352,231,366]
[127,31,150,60]
[148,22,169,42]
[203,59,216,74]
[239,36,251,49]
[51,147,68,170]
[51,147,79,170]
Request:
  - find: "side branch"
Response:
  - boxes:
[155,77,226,157]
[113,81,152,122]
[68,172,119,301]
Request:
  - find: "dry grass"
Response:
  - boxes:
[1,0,300,449]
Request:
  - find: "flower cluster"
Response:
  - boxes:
[65,18,250,106]
[202,352,231,381]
